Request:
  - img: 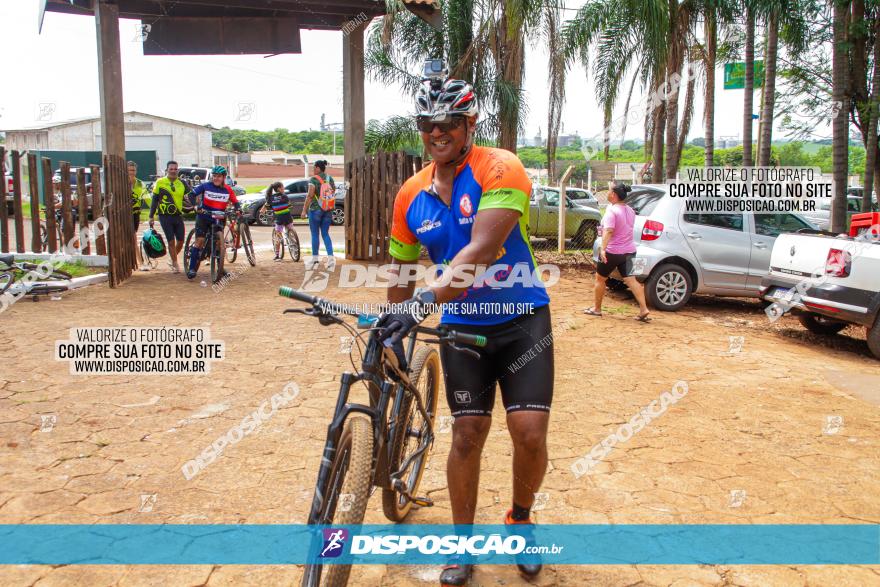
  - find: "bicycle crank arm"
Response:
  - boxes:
[391,478,434,508]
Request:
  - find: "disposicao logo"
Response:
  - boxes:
[320,528,349,558]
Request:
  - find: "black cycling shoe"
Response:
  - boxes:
[213,270,230,284]
[505,509,542,578]
[439,561,473,586]
[186,270,197,280]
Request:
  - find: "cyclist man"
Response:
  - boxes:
[378,67,553,586]
[186,165,241,281]
[149,161,191,273]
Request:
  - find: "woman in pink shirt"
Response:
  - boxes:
[584,181,651,322]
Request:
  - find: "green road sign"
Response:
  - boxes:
[724,61,765,89]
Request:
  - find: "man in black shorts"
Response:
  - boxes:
[378,65,553,585]
[149,161,191,273]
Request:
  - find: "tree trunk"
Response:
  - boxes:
[831,0,850,233]
[495,7,525,153]
[758,11,779,167]
[545,4,564,182]
[651,100,666,182]
[743,7,755,167]
[664,0,682,179]
[448,0,474,81]
[864,19,880,212]
[704,9,716,167]
[645,95,654,163]
[603,104,612,160]
[674,63,697,171]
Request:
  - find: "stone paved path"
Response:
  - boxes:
[0,260,878,586]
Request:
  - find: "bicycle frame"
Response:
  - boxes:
[306,327,431,524]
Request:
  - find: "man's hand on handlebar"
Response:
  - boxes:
[377,289,437,370]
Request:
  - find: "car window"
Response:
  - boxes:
[627,190,664,216]
[544,189,560,205]
[683,212,744,231]
[847,199,862,212]
[753,213,810,237]
[293,181,310,193]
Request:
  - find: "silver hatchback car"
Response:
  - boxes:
[593,184,818,311]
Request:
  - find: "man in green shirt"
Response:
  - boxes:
[149,161,191,273]
[128,161,147,270]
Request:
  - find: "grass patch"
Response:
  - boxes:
[56,261,102,277]
[246,185,267,194]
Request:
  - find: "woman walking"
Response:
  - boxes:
[584,181,651,322]
[301,160,336,270]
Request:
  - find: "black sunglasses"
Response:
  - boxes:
[416,116,467,133]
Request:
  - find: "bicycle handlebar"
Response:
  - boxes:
[279,286,488,348]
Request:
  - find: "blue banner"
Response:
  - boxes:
[0,524,877,565]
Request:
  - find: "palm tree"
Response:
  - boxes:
[831,0,849,233]
[365,0,562,155]
[864,18,880,212]
[701,0,736,166]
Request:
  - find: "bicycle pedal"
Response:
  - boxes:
[412,496,433,507]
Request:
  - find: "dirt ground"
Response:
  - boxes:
[0,258,878,586]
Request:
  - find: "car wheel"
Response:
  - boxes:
[331,207,344,226]
[867,315,880,360]
[645,263,692,311]
[798,313,847,336]
[572,220,598,249]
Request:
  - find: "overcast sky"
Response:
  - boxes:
[2,1,772,144]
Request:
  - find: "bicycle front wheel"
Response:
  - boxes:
[240,222,256,266]
[209,231,221,283]
[302,416,373,587]
[183,228,196,270]
[286,226,301,262]
[382,346,440,522]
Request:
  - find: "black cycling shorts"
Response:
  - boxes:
[158,214,185,243]
[597,251,636,278]
[194,213,225,238]
[441,304,553,418]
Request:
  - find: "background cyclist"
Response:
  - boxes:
[149,161,191,273]
[186,165,241,282]
[261,181,294,261]
[378,62,553,586]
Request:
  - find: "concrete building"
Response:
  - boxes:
[3,111,213,172]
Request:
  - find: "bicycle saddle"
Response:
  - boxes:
[0,254,14,267]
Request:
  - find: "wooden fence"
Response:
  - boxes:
[345,151,422,262]
[0,147,134,286]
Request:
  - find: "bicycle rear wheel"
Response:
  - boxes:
[382,346,440,522]
[224,224,237,263]
[301,416,373,587]
[286,226,301,262]
[240,222,256,266]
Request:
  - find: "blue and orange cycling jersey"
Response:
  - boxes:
[192,181,238,216]
[389,145,549,326]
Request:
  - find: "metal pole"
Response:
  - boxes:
[558,165,573,254]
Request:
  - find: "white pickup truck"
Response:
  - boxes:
[760,226,880,359]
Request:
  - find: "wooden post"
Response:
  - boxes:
[343,21,366,178]
[77,168,90,255]
[91,164,106,255]
[11,151,25,253]
[558,165,574,254]
[344,160,352,258]
[59,162,74,249]
[42,158,58,253]
[95,0,125,160]
[27,154,43,253]
[0,147,8,253]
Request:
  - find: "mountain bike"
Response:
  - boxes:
[272,222,301,262]
[278,287,487,587]
[0,254,72,297]
[224,210,256,266]
[183,211,225,283]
